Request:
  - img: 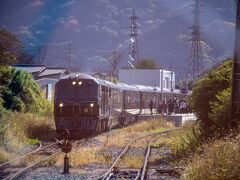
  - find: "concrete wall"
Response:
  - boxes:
[119,69,175,90]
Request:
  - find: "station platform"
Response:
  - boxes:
[139,113,197,127]
[163,113,197,127]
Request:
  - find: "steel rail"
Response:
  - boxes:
[99,128,178,180]
[0,141,43,168]
[140,134,165,180]
[0,140,64,168]
[5,149,62,180]
[140,128,180,180]
[2,139,83,180]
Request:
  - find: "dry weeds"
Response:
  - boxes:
[55,117,173,166]
[183,135,240,179]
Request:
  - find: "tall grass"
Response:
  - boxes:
[183,135,240,179]
[56,146,108,166]
[101,118,174,147]
[167,122,202,158]
[58,117,173,166]
[0,111,54,151]
[166,122,240,179]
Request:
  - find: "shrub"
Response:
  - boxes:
[0,66,52,116]
[183,135,240,180]
[168,122,202,158]
[209,88,231,136]
[191,60,233,137]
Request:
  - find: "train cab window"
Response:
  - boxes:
[78,80,98,98]
[56,81,75,98]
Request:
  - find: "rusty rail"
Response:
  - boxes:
[99,128,179,180]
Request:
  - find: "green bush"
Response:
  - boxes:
[0,66,52,116]
[191,60,233,137]
[209,88,231,135]
[169,123,202,158]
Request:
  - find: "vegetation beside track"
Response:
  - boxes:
[55,117,174,168]
[166,59,240,179]
[0,66,54,163]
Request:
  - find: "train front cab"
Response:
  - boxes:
[54,75,110,136]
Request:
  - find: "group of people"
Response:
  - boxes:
[149,97,189,115]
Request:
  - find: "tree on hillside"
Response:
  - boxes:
[0,28,23,65]
[191,59,233,137]
[18,52,34,64]
[135,58,160,69]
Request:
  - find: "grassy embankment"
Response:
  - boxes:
[0,66,55,163]
[0,111,55,163]
[161,59,240,179]
[164,122,240,179]
[55,117,175,168]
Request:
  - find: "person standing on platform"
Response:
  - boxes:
[149,100,153,115]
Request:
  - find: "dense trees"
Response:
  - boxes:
[0,66,52,116]
[0,28,23,65]
[0,28,34,65]
[191,59,233,137]
[135,58,160,69]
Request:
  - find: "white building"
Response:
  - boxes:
[119,69,175,91]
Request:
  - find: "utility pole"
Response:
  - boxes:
[231,0,240,126]
[68,43,72,73]
[169,61,173,92]
[108,50,122,78]
[38,47,42,64]
[160,68,164,101]
[128,9,139,68]
[188,0,203,82]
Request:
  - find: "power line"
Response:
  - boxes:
[128,9,139,68]
[188,0,204,82]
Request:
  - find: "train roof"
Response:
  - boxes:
[60,73,108,86]
[115,82,139,91]
[59,73,180,94]
[134,85,158,93]
[61,73,92,80]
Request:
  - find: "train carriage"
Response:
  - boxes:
[54,73,181,136]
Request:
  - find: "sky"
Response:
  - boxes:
[0,0,236,79]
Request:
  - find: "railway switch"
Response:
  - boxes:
[57,129,72,174]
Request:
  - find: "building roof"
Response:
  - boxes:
[37,68,66,77]
[13,64,46,73]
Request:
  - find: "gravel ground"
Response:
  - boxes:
[19,163,113,180]
[147,146,182,180]
[17,130,182,179]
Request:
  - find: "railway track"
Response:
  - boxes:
[0,139,85,180]
[99,128,180,180]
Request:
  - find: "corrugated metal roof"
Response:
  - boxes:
[38,68,66,77]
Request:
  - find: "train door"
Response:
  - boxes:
[100,85,108,115]
[122,91,126,113]
[139,92,143,114]
[105,86,109,115]
[100,86,104,115]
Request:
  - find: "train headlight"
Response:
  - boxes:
[59,103,63,107]
[72,81,76,85]
[78,81,82,85]
[90,103,94,107]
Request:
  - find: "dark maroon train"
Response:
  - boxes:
[54,73,181,136]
